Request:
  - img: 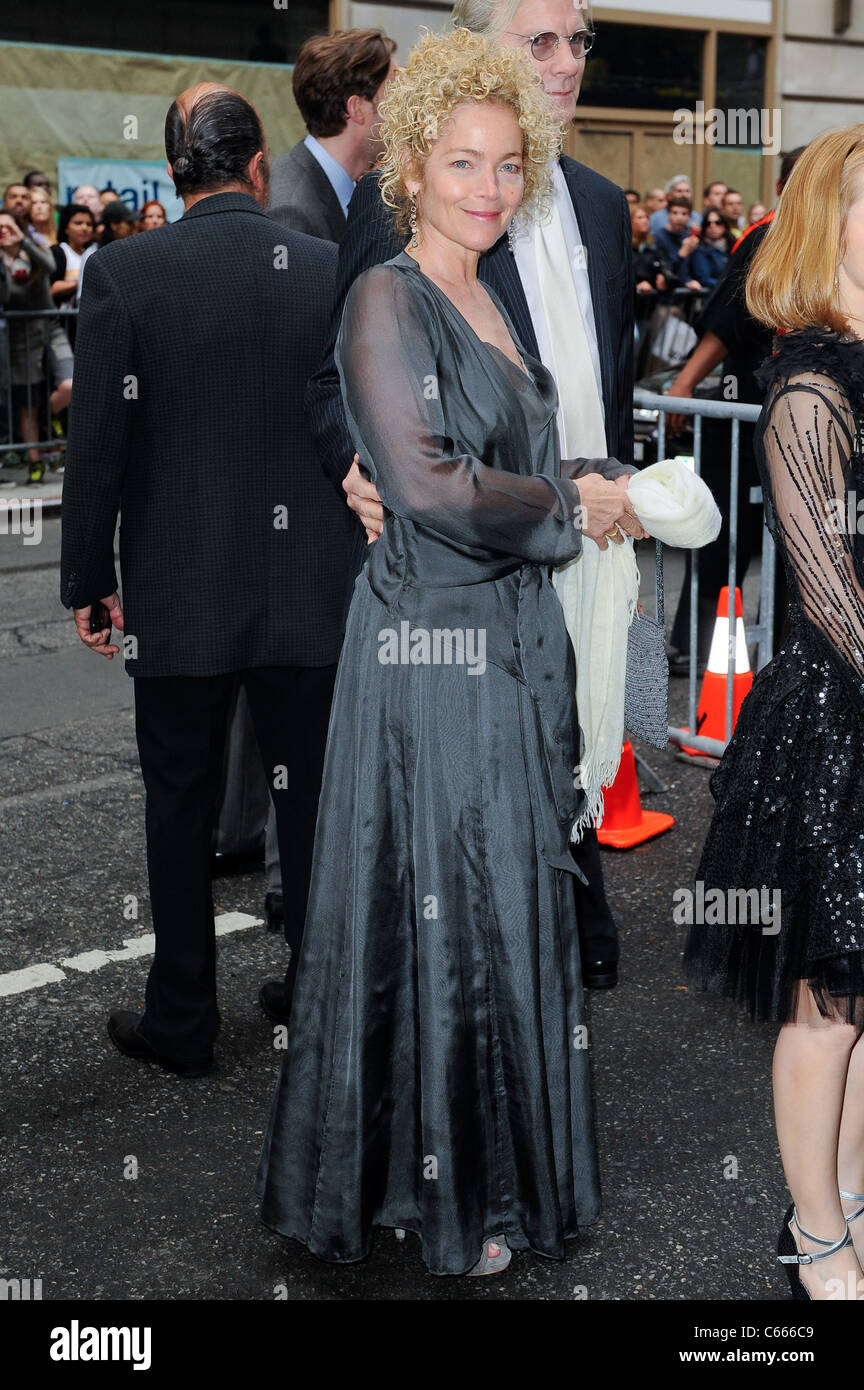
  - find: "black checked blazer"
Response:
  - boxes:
[306,155,634,503]
[61,191,355,678]
[268,141,348,244]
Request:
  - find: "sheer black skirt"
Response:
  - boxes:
[683,613,864,1026]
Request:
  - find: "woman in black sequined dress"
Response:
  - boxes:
[683,127,864,1299]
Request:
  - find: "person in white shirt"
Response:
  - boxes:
[50,203,97,316]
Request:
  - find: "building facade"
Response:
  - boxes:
[331,1,864,209]
[2,2,862,206]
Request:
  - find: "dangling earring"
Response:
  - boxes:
[409,194,419,248]
[507,218,516,254]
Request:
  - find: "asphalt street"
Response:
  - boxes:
[0,515,787,1302]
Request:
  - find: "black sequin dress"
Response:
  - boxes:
[683,329,864,1024]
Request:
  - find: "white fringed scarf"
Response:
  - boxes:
[553,458,722,841]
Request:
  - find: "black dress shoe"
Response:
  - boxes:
[258,980,293,1024]
[265,891,285,934]
[582,959,618,989]
[211,848,265,878]
[107,1010,214,1077]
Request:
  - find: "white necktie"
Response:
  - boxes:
[533,206,607,458]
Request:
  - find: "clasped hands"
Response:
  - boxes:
[342,455,648,551]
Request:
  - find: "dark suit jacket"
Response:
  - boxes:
[306,155,634,502]
[61,191,355,677]
[268,141,348,243]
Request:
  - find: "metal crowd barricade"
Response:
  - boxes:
[0,306,79,467]
[632,389,773,759]
[634,286,706,379]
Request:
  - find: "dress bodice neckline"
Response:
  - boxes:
[390,250,532,381]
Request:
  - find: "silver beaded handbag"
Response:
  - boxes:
[624,541,669,750]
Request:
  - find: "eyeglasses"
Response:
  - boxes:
[505,30,595,61]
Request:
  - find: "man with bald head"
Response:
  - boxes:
[61,82,354,1076]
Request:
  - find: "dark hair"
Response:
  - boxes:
[623,188,640,200]
[101,199,136,224]
[99,201,138,244]
[165,88,267,196]
[58,202,95,241]
[698,209,733,248]
[0,210,28,234]
[666,194,692,212]
[23,170,50,189]
[703,180,726,198]
[293,28,396,138]
[3,183,29,200]
[779,145,806,189]
[723,187,741,200]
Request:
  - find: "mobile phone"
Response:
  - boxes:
[89,601,111,634]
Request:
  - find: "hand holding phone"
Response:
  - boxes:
[89,601,111,634]
[74,592,124,659]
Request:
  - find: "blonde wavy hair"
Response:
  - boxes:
[747,125,864,334]
[377,26,563,236]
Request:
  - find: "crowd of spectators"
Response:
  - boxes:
[0,171,169,483]
[626,175,772,303]
[2,154,772,483]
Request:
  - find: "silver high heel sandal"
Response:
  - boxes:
[391,1226,512,1275]
[840,1188,864,1224]
[777,1204,853,1300]
[466,1236,511,1277]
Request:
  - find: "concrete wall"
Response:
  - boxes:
[780,0,864,147]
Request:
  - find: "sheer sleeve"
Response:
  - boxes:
[335,264,583,567]
[563,456,637,483]
[761,371,864,703]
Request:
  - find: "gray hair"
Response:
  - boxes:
[450,0,521,38]
[450,0,595,36]
[665,172,691,193]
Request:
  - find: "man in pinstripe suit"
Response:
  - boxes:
[301,0,633,999]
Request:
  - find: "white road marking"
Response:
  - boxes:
[214,912,262,937]
[0,963,67,996]
[0,913,263,998]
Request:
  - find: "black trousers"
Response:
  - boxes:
[670,418,787,661]
[573,828,618,965]
[133,664,337,1062]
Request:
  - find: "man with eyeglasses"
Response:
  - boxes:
[267,0,632,1024]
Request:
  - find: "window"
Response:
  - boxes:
[716,33,767,119]
[0,0,330,62]
[580,23,703,112]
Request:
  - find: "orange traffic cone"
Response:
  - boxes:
[681,586,752,757]
[596,741,675,848]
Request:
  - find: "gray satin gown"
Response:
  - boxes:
[257,251,619,1276]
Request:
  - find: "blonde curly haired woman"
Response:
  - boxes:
[257,26,642,1279]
